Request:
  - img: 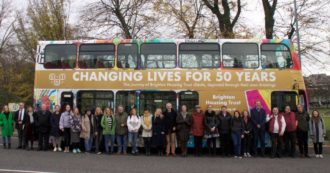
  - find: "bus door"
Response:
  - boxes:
[271,91,298,112]
[77,91,114,113]
[61,92,74,112]
[179,91,199,113]
[116,91,137,114]
[298,90,308,111]
[139,91,177,115]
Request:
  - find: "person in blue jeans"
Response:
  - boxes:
[231,111,244,159]
[250,100,266,157]
[101,107,116,154]
[115,105,128,155]
[127,108,141,155]
[81,109,94,153]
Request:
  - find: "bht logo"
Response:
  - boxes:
[49,73,66,86]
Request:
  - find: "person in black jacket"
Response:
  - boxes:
[152,108,166,156]
[35,104,52,151]
[231,111,243,158]
[204,105,219,156]
[218,106,232,157]
[242,110,253,157]
[93,107,103,154]
[50,105,62,152]
[26,106,37,150]
[14,102,28,149]
[163,103,177,156]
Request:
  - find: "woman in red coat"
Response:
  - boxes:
[191,105,205,156]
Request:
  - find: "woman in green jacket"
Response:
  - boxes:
[101,107,116,154]
[0,105,14,149]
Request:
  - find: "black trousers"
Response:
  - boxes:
[271,133,283,157]
[313,142,323,155]
[63,128,71,147]
[297,130,308,156]
[242,134,252,154]
[194,136,203,156]
[143,137,152,154]
[220,133,231,156]
[207,137,217,156]
[284,131,296,157]
[38,132,49,150]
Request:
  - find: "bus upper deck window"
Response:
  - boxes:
[44,44,76,69]
[79,44,115,69]
[140,43,177,69]
[261,43,293,69]
[118,44,138,68]
[179,43,220,68]
[222,43,259,69]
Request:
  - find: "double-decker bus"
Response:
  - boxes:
[34,38,308,117]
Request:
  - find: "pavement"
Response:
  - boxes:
[0,138,329,173]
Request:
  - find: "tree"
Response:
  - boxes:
[261,0,277,39]
[80,0,157,39]
[0,0,14,67]
[13,0,76,62]
[155,0,205,39]
[274,0,330,74]
[202,0,241,38]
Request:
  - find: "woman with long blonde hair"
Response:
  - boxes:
[141,109,153,156]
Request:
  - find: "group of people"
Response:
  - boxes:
[0,101,326,159]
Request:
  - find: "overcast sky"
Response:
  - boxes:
[11,0,330,76]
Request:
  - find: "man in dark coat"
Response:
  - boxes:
[218,105,232,157]
[35,104,52,151]
[250,100,267,157]
[14,102,29,149]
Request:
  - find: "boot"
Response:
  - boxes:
[8,143,11,149]
[3,143,6,149]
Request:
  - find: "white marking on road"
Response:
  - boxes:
[0,169,57,173]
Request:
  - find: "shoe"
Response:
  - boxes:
[234,156,238,158]
[8,144,11,149]
[73,149,77,154]
[53,147,57,152]
[319,155,323,159]
[247,153,251,158]
[77,149,81,153]
[97,152,102,155]
[58,147,62,152]
[243,153,247,157]
[3,144,6,149]
[238,156,243,159]
[305,155,310,158]
[315,154,319,158]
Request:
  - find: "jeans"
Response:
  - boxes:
[2,136,11,145]
[284,131,296,156]
[128,132,138,153]
[297,130,309,156]
[143,137,152,154]
[242,134,252,154]
[38,132,49,150]
[63,128,71,147]
[194,136,203,156]
[231,132,242,156]
[253,128,265,155]
[84,137,93,152]
[104,134,115,153]
[271,133,283,157]
[207,137,217,156]
[220,133,231,156]
[116,135,127,153]
[314,142,323,155]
